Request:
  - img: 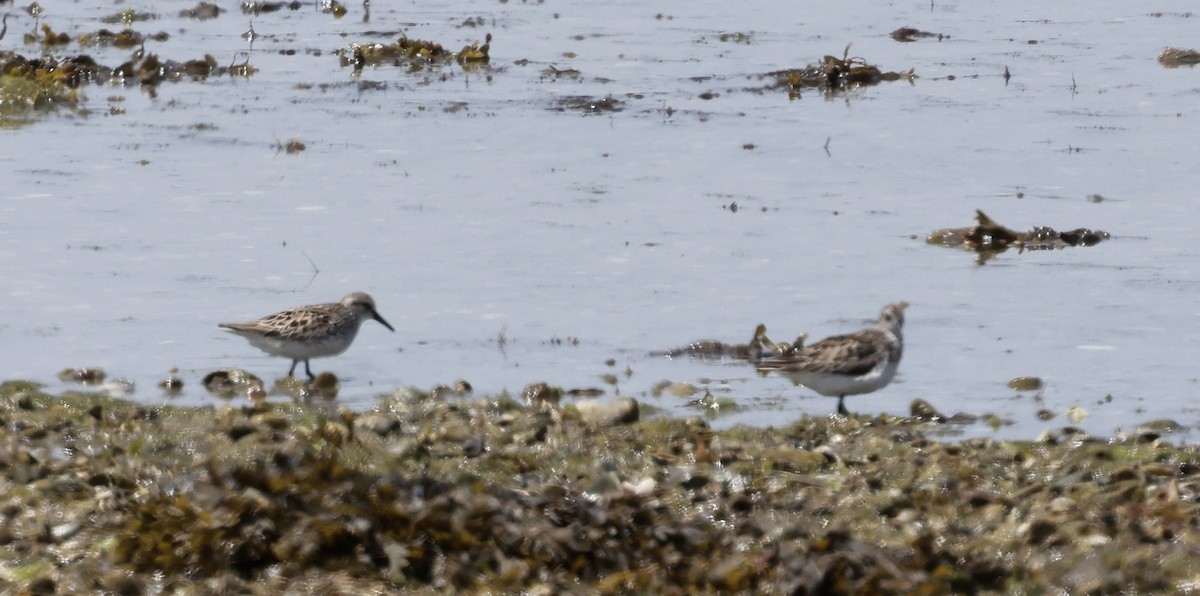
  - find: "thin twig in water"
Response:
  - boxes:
[242,19,256,45]
[301,250,320,288]
[823,136,832,157]
[495,325,509,358]
[229,51,251,71]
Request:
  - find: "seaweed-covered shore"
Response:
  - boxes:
[2,381,1199,594]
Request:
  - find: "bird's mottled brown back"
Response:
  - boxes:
[762,329,896,376]
[756,302,906,377]
[222,302,352,342]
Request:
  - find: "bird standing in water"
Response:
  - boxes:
[219,292,395,380]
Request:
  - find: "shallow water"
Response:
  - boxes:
[3,1,1200,440]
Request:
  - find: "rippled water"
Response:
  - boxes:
[3,0,1200,439]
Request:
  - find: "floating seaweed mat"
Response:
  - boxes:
[1158,47,1200,68]
[340,34,491,72]
[766,45,915,98]
[927,210,1109,264]
[0,49,256,122]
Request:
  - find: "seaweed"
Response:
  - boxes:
[2,383,1199,593]
[339,33,492,73]
[927,210,1110,264]
[1157,47,1200,68]
[765,45,916,99]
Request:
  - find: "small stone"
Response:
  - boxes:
[158,375,184,394]
[587,470,623,495]
[22,426,48,440]
[314,372,339,399]
[59,368,106,384]
[102,571,146,596]
[707,554,755,591]
[246,385,267,404]
[946,412,979,424]
[251,412,289,430]
[1135,419,1184,435]
[50,521,82,541]
[666,382,699,398]
[360,414,401,437]
[523,382,562,408]
[576,397,639,426]
[227,421,260,441]
[1007,376,1042,391]
[767,448,826,473]
[910,398,944,421]
[204,369,263,399]
[1026,518,1058,545]
[622,477,656,496]
[102,379,135,397]
[1048,496,1075,514]
[26,576,56,596]
[463,434,486,458]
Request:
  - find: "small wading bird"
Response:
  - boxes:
[757,302,907,415]
[219,292,394,380]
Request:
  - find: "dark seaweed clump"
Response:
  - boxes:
[339,34,492,73]
[928,210,1110,264]
[0,48,255,122]
[766,46,916,99]
[1157,47,1200,68]
[0,10,259,124]
[551,94,626,115]
[890,27,946,42]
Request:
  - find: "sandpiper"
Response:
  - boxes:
[757,302,906,415]
[219,292,395,380]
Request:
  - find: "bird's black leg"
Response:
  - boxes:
[288,359,299,377]
[837,396,849,416]
[304,360,315,381]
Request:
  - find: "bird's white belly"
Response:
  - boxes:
[782,359,899,397]
[234,330,356,360]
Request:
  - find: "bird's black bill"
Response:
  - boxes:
[373,310,396,332]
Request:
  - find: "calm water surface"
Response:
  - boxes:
[3,1,1200,440]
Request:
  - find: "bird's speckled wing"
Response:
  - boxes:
[220,303,341,341]
[758,329,893,377]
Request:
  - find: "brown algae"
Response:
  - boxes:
[766,46,916,99]
[339,33,492,73]
[927,210,1110,263]
[2,381,1200,592]
[1157,47,1200,68]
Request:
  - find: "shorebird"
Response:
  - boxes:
[757,302,906,415]
[219,292,394,380]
